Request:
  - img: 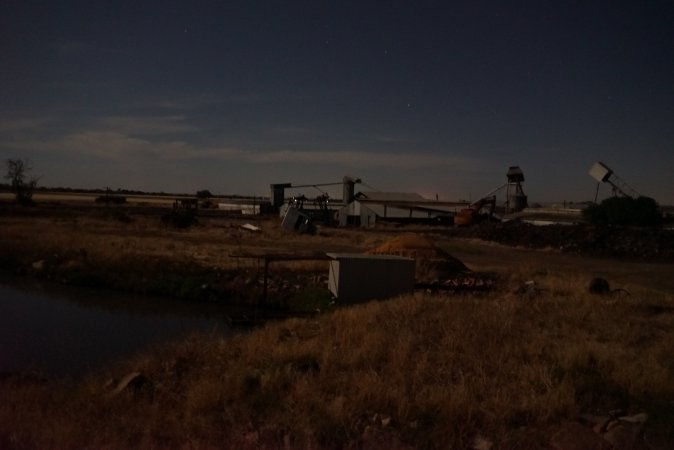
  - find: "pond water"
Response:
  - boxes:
[0,276,239,378]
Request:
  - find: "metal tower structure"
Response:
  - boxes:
[505,166,527,214]
[588,161,640,202]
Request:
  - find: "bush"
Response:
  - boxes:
[161,208,197,228]
[5,158,38,205]
[583,196,662,227]
[95,194,127,204]
[196,189,213,199]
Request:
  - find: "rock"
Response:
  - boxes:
[362,425,377,441]
[108,371,152,398]
[589,277,611,295]
[240,223,261,232]
[380,415,392,427]
[618,413,648,424]
[109,371,141,395]
[550,422,612,450]
[579,413,613,433]
[62,259,84,270]
[243,430,259,445]
[608,408,625,417]
[605,419,622,432]
[603,423,644,450]
[471,434,493,450]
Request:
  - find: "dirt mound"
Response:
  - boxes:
[369,233,450,259]
[368,233,470,281]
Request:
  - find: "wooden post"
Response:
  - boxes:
[262,258,270,305]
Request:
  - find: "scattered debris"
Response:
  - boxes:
[281,206,314,234]
[240,223,261,232]
[514,280,544,297]
[418,273,497,293]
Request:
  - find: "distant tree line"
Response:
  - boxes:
[2,183,261,200]
[3,159,266,202]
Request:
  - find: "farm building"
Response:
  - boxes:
[336,191,464,227]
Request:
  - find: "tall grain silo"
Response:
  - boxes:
[506,166,528,213]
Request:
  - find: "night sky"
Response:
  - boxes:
[2,1,673,203]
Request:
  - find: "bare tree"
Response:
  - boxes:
[5,158,39,205]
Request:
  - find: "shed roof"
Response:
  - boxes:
[326,252,414,261]
[355,191,427,202]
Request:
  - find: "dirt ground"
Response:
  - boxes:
[1,200,673,449]
[445,220,674,262]
[441,237,674,295]
[1,199,673,299]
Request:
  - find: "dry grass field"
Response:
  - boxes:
[1,200,673,448]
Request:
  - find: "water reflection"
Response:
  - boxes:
[0,276,236,377]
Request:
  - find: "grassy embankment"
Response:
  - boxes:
[1,272,673,448]
[0,204,368,309]
[1,203,673,448]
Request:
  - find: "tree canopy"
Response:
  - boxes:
[4,158,39,205]
[583,196,662,227]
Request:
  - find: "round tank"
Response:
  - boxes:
[510,194,528,212]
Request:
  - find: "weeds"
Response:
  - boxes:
[1,209,673,448]
[0,281,674,448]
[2,276,673,448]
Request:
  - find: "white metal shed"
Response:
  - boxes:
[326,253,415,303]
